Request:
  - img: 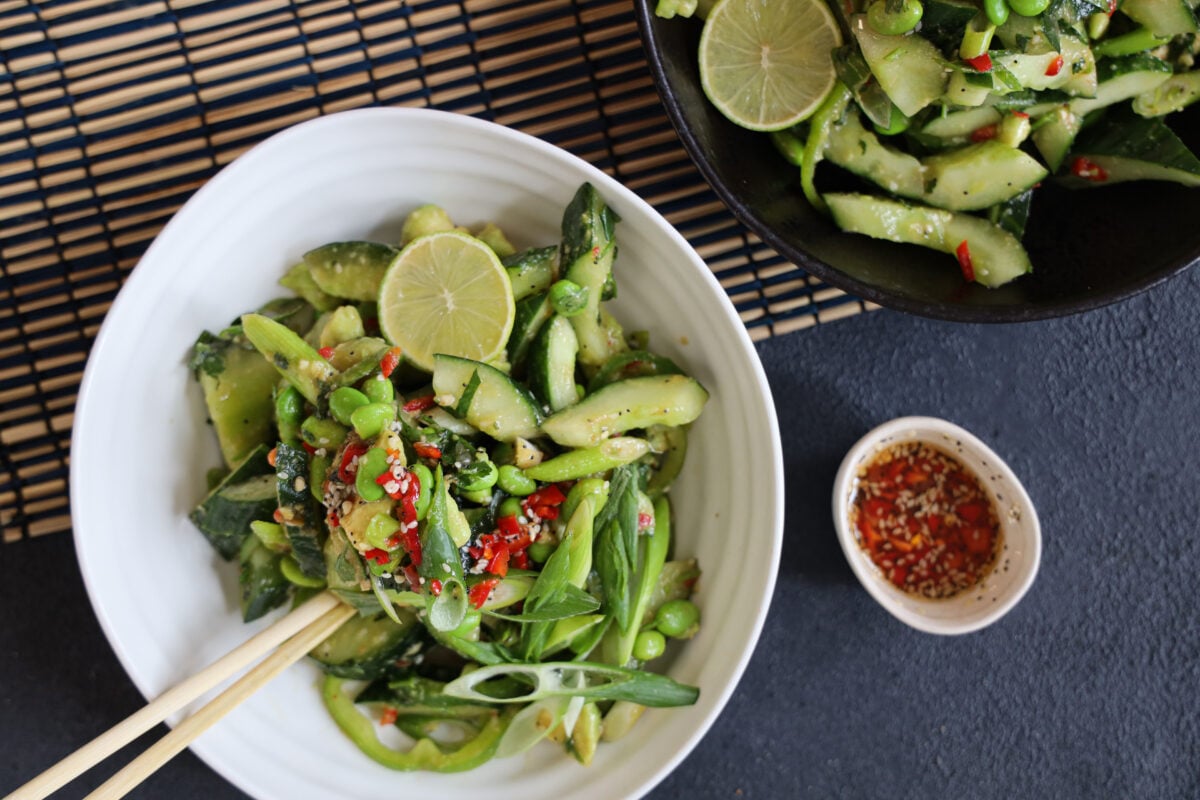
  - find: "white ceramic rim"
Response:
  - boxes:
[832,416,1041,635]
[70,107,785,799]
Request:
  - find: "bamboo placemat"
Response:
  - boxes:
[0,0,871,543]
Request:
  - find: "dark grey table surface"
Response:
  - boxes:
[4,270,1199,799]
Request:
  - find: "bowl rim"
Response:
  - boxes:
[632,0,1198,324]
[69,106,786,799]
[830,416,1042,635]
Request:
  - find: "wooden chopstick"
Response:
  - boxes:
[6,591,353,800]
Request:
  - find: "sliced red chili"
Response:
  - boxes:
[486,542,511,577]
[429,579,443,596]
[379,347,402,379]
[970,124,998,143]
[301,441,316,455]
[403,395,436,414]
[1045,55,1064,76]
[1107,0,1116,15]
[469,578,500,609]
[1070,156,1108,182]
[965,53,992,72]
[511,550,530,570]
[267,446,278,467]
[379,706,398,726]
[1012,111,1030,119]
[413,442,442,460]
[317,346,336,360]
[363,548,391,565]
[496,514,521,536]
[401,529,422,566]
[955,240,976,283]
[338,441,370,482]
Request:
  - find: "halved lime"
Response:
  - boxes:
[699,0,842,131]
[377,231,515,372]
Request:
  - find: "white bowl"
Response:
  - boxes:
[832,416,1040,635]
[71,108,784,800]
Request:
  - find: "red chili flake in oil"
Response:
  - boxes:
[850,440,1001,599]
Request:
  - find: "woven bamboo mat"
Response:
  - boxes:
[0,0,872,543]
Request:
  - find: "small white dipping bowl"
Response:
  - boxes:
[832,416,1041,635]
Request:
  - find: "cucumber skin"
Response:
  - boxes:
[431,355,542,442]
[541,375,709,449]
[190,445,275,559]
[527,315,580,413]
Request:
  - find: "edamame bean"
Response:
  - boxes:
[329,386,370,425]
[301,416,348,450]
[351,401,395,438]
[275,385,304,441]
[497,496,524,519]
[281,555,326,588]
[363,373,394,404]
[983,0,1009,26]
[527,541,554,563]
[309,453,331,501]
[866,0,923,35]
[633,630,667,661]
[1007,0,1049,16]
[496,464,536,496]
[457,459,499,492]
[355,447,390,501]
[365,512,401,550]
[549,279,589,317]
[411,463,434,520]
[654,599,700,639]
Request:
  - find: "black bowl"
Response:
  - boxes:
[634,2,1200,322]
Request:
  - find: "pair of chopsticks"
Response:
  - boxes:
[7,591,355,800]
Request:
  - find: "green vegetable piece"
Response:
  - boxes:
[363,373,394,404]
[497,496,523,518]
[520,496,597,660]
[189,447,276,560]
[1134,71,1200,117]
[523,437,650,482]
[959,13,996,58]
[351,401,396,439]
[654,0,699,19]
[1093,26,1170,57]
[475,222,516,257]
[983,0,1009,27]
[1006,0,1049,15]
[873,108,910,136]
[301,416,348,451]
[365,513,401,550]
[420,467,468,631]
[496,464,536,496]
[304,242,397,302]
[242,313,336,404]
[275,442,327,579]
[355,447,390,501]
[867,0,923,34]
[250,519,290,553]
[561,477,609,527]
[503,245,558,301]
[322,676,509,771]
[604,494,672,667]
[280,554,326,588]
[443,662,700,708]
[401,204,456,245]
[329,386,370,425]
[594,466,640,633]
[568,702,602,766]
[317,305,366,349]
[411,463,434,520]
[802,83,853,212]
[280,261,339,312]
[238,536,290,622]
[541,375,709,449]
[560,183,624,367]
[549,279,589,317]
[770,128,806,166]
[274,385,304,443]
[311,610,420,679]
[191,329,279,467]
[646,426,688,497]
[655,598,700,639]
[457,458,498,492]
[528,541,554,564]
[633,630,667,662]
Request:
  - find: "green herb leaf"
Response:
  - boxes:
[485,584,600,622]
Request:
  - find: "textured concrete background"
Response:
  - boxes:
[3,270,1198,798]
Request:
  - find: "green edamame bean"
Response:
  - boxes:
[301,416,348,450]
[365,512,401,550]
[527,541,554,563]
[497,496,524,519]
[496,464,536,496]
[633,629,667,661]
[983,0,1009,27]
[411,463,434,520]
[1006,0,1048,17]
[329,386,369,426]
[457,459,499,492]
[458,487,493,506]
[549,279,589,317]
[355,447,390,501]
[866,0,923,35]
[655,599,700,639]
[275,385,305,441]
[351,401,395,439]
[873,108,910,137]
[281,555,326,588]
[309,453,331,501]
[363,373,394,404]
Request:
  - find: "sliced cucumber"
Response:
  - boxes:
[1069,54,1172,117]
[528,315,580,414]
[1032,105,1083,171]
[1065,114,1200,187]
[507,291,554,377]
[280,261,339,312]
[276,442,327,579]
[560,183,620,366]
[238,535,290,622]
[540,375,709,449]
[304,242,398,302]
[826,111,927,198]
[1133,71,1200,117]
[921,106,1002,143]
[944,70,993,107]
[190,469,278,560]
[825,192,1032,288]
[310,609,422,680]
[924,141,1048,211]
[432,355,542,442]
[191,330,278,468]
[1120,0,1199,36]
[850,14,948,117]
[587,350,683,393]
[503,245,558,301]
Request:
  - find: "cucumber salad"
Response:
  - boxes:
[663,0,1200,286]
[187,183,709,771]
